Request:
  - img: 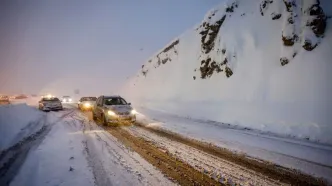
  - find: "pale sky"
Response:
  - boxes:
[0,0,220,96]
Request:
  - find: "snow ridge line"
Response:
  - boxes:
[139,107,332,148]
[134,121,328,186]
[0,110,75,185]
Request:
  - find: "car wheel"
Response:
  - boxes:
[92,112,97,121]
[102,114,108,126]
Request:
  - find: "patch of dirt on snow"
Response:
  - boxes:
[104,126,221,186]
[133,122,328,186]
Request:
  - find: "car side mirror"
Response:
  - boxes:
[128,103,131,105]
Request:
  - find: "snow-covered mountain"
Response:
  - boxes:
[120,0,332,144]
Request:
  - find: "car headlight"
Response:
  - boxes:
[107,110,116,116]
[69,98,72,102]
[84,103,91,107]
[131,109,137,115]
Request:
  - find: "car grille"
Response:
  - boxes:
[118,112,130,115]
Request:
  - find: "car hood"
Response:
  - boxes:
[104,105,133,114]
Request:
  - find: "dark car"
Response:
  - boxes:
[92,95,136,126]
[78,96,97,111]
[39,97,63,111]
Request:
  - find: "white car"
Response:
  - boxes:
[61,96,72,103]
[92,96,136,126]
[39,97,63,111]
[78,97,97,111]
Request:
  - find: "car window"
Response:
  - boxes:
[42,98,60,102]
[104,98,127,105]
[97,97,103,106]
[81,97,97,101]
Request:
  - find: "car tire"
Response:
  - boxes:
[92,112,97,121]
[102,114,108,126]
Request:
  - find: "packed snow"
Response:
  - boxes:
[120,0,332,144]
[134,107,332,182]
[1,104,173,186]
[0,103,44,151]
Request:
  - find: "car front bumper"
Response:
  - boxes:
[42,106,63,111]
[106,115,136,123]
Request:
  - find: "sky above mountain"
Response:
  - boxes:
[0,0,220,96]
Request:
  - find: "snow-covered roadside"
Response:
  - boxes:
[10,111,95,186]
[135,107,332,182]
[0,104,45,151]
[9,109,173,186]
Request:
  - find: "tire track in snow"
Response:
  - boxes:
[0,110,74,185]
[76,113,171,186]
[126,124,328,186]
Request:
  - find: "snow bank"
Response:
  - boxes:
[120,0,332,144]
[0,103,44,151]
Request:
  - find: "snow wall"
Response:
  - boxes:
[120,0,332,144]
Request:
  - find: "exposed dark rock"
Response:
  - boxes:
[260,0,273,16]
[222,49,226,54]
[287,16,294,24]
[199,58,223,79]
[221,58,228,65]
[148,60,152,63]
[283,0,295,12]
[142,69,148,77]
[193,76,196,80]
[241,13,246,16]
[225,66,233,78]
[162,40,179,53]
[142,65,144,68]
[292,52,297,58]
[200,15,227,54]
[282,34,298,46]
[156,56,161,66]
[271,13,282,20]
[225,2,238,13]
[162,58,169,64]
[308,4,327,37]
[280,57,289,66]
[302,40,317,51]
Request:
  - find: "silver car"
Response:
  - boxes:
[39,97,63,111]
[92,96,136,126]
[78,96,97,111]
[0,95,10,105]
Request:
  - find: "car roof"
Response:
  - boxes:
[103,95,122,99]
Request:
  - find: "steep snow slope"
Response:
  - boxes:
[120,0,332,144]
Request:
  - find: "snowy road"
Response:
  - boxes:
[1,107,173,186]
[0,103,330,185]
[135,107,332,183]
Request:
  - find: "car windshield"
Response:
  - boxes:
[104,97,127,105]
[42,98,60,102]
[63,96,70,98]
[81,97,97,101]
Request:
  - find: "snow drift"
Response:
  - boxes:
[0,104,44,151]
[120,0,332,144]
